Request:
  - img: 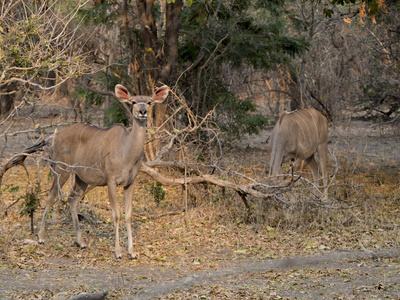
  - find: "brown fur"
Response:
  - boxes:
[269,108,329,198]
[38,85,169,259]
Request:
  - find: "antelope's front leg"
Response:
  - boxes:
[124,184,138,260]
[108,182,122,259]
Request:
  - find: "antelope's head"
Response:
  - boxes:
[115,84,170,121]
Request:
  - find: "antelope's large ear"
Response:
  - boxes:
[152,85,169,104]
[115,84,131,103]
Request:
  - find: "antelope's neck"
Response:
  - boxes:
[123,118,147,162]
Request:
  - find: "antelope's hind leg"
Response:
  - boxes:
[305,155,321,192]
[317,143,329,200]
[69,176,88,248]
[305,155,319,180]
[306,153,328,199]
[38,173,69,244]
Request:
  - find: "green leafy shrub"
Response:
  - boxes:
[148,182,166,206]
[217,94,269,139]
[104,101,130,127]
[19,181,41,235]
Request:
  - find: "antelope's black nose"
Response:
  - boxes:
[139,110,147,116]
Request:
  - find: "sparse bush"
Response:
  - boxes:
[148,181,166,206]
[19,181,41,235]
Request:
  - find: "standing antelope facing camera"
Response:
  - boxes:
[38,84,169,259]
[269,107,329,199]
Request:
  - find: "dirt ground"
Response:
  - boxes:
[0,248,399,299]
[1,104,399,299]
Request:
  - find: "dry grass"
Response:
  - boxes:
[0,147,399,299]
[0,153,399,275]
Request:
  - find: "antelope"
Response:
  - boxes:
[38,84,169,259]
[269,107,329,198]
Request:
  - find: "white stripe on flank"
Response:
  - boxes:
[75,126,89,164]
[306,109,319,139]
[293,112,307,140]
[84,128,102,166]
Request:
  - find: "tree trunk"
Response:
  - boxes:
[151,0,183,156]
[160,0,182,85]
[0,83,16,117]
[0,95,14,116]
[137,0,158,83]
[154,0,182,126]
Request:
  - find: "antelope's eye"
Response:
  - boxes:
[131,101,137,105]
[147,101,152,105]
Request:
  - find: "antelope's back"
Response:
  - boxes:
[53,123,123,167]
[279,108,327,157]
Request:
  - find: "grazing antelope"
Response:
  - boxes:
[269,107,328,198]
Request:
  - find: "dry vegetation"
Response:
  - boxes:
[0,126,399,298]
[0,0,399,298]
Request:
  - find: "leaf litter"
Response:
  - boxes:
[0,149,399,299]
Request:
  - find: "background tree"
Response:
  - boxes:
[77,0,307,140]
[355,1,400,120]
[0,0,89,117]
[281,0,399,121]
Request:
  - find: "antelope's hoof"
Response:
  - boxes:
[128,253,138,260]
[74,241,87,249]
[37,234,45,244]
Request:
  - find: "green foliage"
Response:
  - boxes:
[2,184,20,194]
[360,72,400,119]
[217,94,269,139]
[178,0,307,138]
[148,182,166,206]
[78,1,119,25]
[104,101,130,127]
[1,14,50,75]
[73,72,126,126]
[19,182,40,218]
[180,1,307,69]
[19,181,41,235]
[74,87,104,107]
[254,0,286,15]
[75,0,307,138]
[325,0,385,17]
[0,1,87,92]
